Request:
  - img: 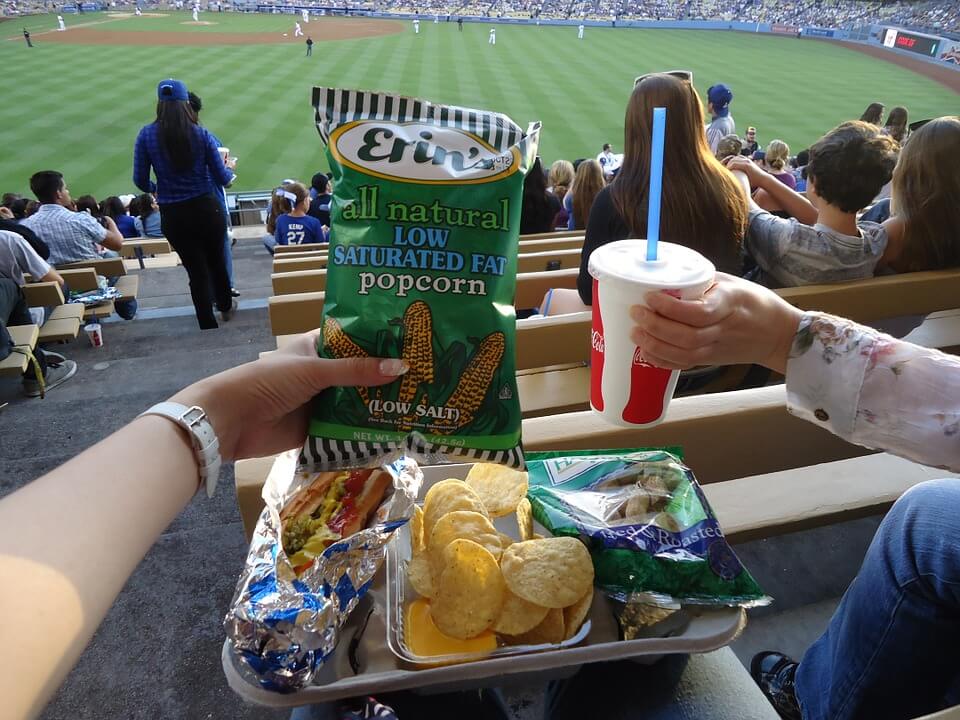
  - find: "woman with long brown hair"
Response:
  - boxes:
[576,73,748,304]
[859,102,885,125]
[133,78,237,329]
[880,116,960,273]
[882,106,909,143]
[565,159,605,231]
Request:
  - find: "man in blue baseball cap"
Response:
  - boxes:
[706,83,735,155]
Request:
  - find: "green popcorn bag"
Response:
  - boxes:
[525,449,770,608]
[302,88,540,470]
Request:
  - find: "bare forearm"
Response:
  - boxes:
[0,417,198,718]
[756,175,817,224]
[101,218,124,250]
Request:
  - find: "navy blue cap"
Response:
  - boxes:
[707,83,733,110]
[157,78,188,102]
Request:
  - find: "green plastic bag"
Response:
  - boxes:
[302,88,540,470]
[526,448,770,608]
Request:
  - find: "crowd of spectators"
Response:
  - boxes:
[7,0,957,32]
[520,78,958,321]
[373,0,959,32]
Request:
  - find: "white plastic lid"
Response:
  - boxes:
[587,239,715,289]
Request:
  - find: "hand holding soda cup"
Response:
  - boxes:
[587,106,715,427]
[589,240,714,427]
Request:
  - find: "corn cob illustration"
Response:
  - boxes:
[397,300,434,406]
[322,316,373,410]
[438,331,505,433]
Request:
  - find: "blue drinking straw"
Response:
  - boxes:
[646,107,667,261]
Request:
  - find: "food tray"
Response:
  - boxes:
[222,464,746,708]
[385,474,594,665]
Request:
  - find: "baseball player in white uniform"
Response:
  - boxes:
[412,18,419,33]
[301,8,309,23]
[294,21,303,37]
[578,23,584,39]
[191,5,199,21]
[488,27,496,44]
[57,14,66,30]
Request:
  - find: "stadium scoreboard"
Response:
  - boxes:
[883,28,940,57]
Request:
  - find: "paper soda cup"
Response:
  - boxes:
[217,147,230,161]
[588,240,715,427]
[85,322,104,348]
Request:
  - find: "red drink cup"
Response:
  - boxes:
[588,240,714,427]
[84,322,104,348]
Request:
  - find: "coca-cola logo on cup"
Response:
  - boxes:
[632,346,655,368]
[591,329,605,353]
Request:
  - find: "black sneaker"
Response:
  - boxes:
[230,287,241,298]
[751,651,802,720]
[220,299,239,322]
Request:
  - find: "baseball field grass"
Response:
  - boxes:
[1,11,957,196]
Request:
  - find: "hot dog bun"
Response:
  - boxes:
[279,471,339,522]
[280,469,393,568]
[333,469,392,537]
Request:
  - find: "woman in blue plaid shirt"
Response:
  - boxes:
[133,78,238,329]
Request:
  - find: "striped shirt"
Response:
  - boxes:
[21,204,107,266]
[133,122,235,205]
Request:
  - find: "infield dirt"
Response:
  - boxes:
[37,16,403,45]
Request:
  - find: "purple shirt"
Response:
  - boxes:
[771,171,797,191]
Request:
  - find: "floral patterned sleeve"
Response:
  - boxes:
[785,312,960,473]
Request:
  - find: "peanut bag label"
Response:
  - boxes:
[303,88,540,470]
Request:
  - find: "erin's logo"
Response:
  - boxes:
[330,121,518,185]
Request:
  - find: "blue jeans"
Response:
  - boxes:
[796,479,960,719]
[218,195,235,288]
[263,234,278,255]
[100,250,138,320]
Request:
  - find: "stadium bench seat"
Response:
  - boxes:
[119,238,172,259]
[518,230,582,241]
[273,256,329,273]
[56,258,138,320]
[232,382,958,543]
[0,325,39,377]
[38,304,85,343]
[274,242,329,255]
[273,250,329,261]
[517,236,584,253]
[20,281,65,308]
[119,237,174,270]
[271,248,584,276]
[19,281,85,343]
[58,256,127,278]
[516,248,581,273]
[269,267,579,305]
[267,269,583,334]
[267,267,960,419]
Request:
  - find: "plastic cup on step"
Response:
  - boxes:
[588,239,714,427]
[85,322,104,348]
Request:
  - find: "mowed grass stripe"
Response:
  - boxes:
[1,21,955,195]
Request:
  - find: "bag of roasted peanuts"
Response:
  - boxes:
[302,88,540,470]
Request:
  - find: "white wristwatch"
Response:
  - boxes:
[139,401,221,497]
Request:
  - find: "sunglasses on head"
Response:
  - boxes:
[634,70,694,86]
